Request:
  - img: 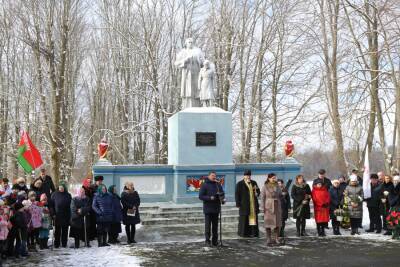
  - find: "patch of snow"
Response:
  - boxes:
[180,107,230,113]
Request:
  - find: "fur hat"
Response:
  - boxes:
[16,177,26,184]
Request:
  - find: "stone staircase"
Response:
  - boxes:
[140,202,263,226]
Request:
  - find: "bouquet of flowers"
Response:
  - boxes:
[386,211,400,229]
[386,210,400,239]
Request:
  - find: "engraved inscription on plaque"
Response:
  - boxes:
[196,132,216,146]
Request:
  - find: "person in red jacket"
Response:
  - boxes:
[312,182,331,237]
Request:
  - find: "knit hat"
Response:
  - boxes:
[40,193,47,202]
[22,200,31,208]
[350,174,358,182]
[108,185,115,194]
[94,176,104,182]
[58,180,68,193]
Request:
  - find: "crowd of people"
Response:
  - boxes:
[0,169,141,266]
[199,169,400,247]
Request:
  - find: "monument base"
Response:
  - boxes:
[93,161,302,204]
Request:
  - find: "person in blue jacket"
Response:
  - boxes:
[92,184,113,247]
[198,171,225,246]
[108,185,122,244]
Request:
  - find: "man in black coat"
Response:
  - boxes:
[235,170,260,238]
[329,179,344,235]
[199,171,225,246]
[313,169,332,189]
[366,174,383,233]
[38,168,56,200]
[51,182,72,248]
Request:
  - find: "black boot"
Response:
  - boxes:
[279,225,285,238]
[296,219,301,237]
[321,226,326,237]
[103,234,110,246]
[317,225,321,236]
[98,235,103,247]
[75,238,80,248]
[39,239,44,250]
[126,226,132,244]
[301,220,308,236]
[131,225,137,243]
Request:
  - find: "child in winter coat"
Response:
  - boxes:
[27,191,42,251]
[10,202,29,258]
[38,194,51,249]
[0,200,11,261]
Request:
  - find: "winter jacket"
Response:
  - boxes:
[380,182,394,214]
[0,213,9,240]
[280,188,291,221]
[51,191,72,226]
[38,202,51,230]
[10,210,28,240]
[345,184,363,218]
[291,183,311,219]
[92,192,114,223]
[28,201,42,229]
[70,196,92,229]
[366,183,383,208]
[0,184,12,200]
[121,190,141,225]
[261,183,283,228]
[313,177,332,189]
[110,193,122,223]
[389,183,400,207]
[38,175,56,199]
[329,186,343,217]
[199,178,225,214]
[312,186,330,223]
[235,179,260,216]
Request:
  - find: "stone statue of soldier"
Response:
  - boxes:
[174,38,204,109]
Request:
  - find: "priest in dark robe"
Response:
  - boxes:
[235,170,260,237]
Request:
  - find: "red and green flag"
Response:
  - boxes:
[17,131,43,173]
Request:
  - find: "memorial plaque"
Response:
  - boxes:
[196,132,216,146]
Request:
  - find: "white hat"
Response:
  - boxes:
[22,200,31,207]
[350,174,358,182]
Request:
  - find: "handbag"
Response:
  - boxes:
[127,207,136,217]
